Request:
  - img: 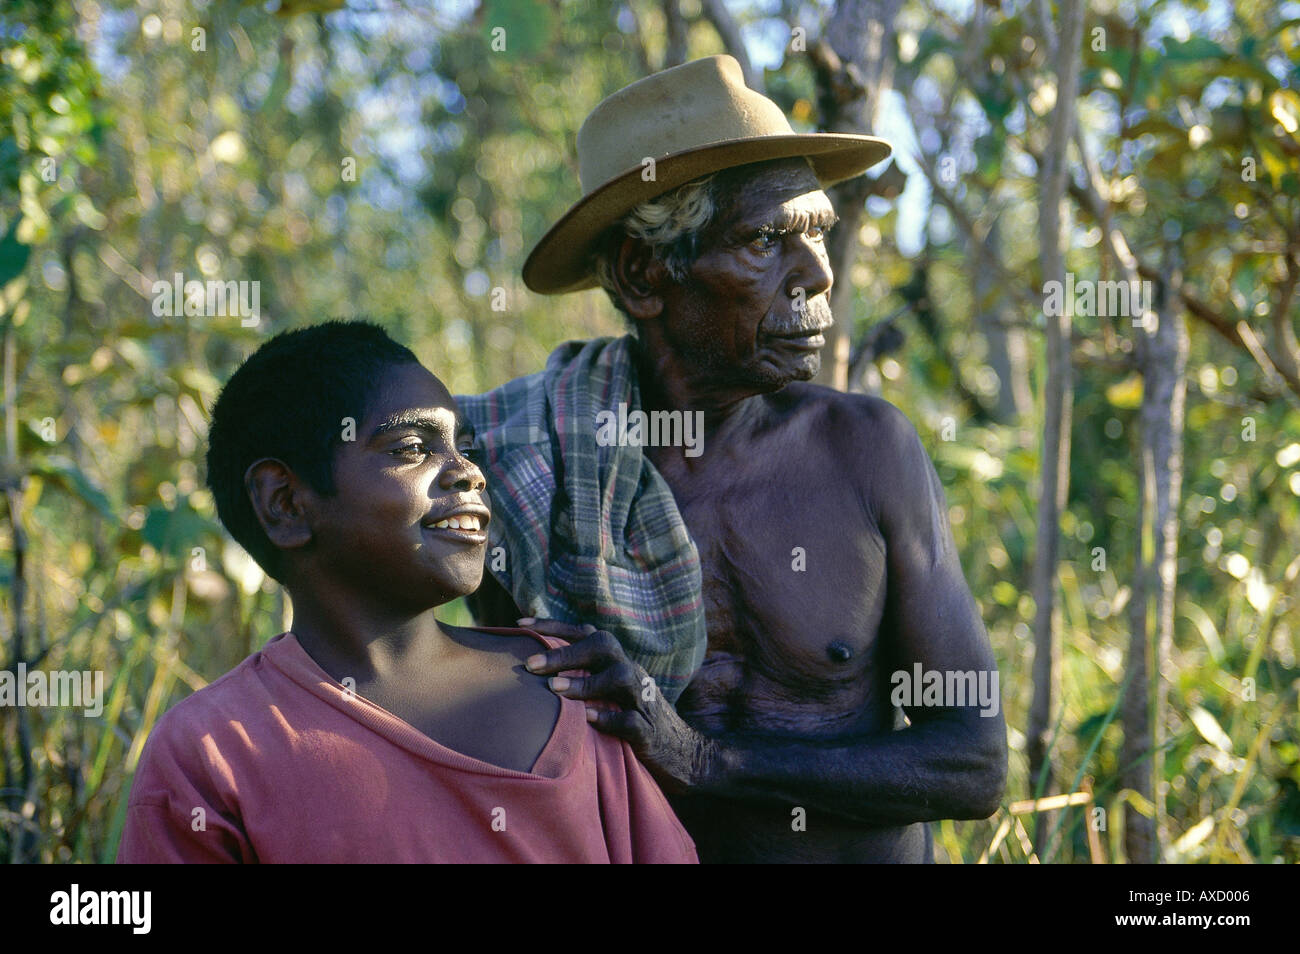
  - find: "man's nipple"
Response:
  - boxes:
[826,641,854,663]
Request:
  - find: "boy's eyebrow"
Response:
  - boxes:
[369,409,459,440]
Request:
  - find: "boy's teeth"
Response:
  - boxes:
[432,515,480,531]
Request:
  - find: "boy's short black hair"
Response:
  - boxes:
[206,320,419,582]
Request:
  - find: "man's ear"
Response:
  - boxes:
[612,236,667,322]
[244,458,314,554]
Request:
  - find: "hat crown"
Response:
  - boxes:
[576,55,795,195]
[523,56,892,294]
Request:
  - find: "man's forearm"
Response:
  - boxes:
[521,620,1009,828]
[694,714,1007,827]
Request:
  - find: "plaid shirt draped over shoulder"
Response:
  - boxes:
[455,335,707,704]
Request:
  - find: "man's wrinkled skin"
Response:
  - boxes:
[484,158,1007,862]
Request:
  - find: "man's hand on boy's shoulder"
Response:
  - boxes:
[521,618,718,795]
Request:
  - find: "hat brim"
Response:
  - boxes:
[522,133,893,295]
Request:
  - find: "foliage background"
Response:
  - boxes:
[1,0,1297,863]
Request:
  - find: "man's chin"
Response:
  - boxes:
[756,333,823,375]
[749,351,820,392]
[777,349,822,383]
[791,351,821,380]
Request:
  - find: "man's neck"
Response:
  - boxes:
[631,336,770,475]
[632,335,763,428]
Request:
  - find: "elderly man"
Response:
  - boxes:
[460,55,1006,863]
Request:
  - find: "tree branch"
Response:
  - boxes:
[700,0,758,91]
[910,147,1043,313]
[662,0,688,69]
[1065,176,1300,402]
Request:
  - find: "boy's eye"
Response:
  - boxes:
[392,441,432,459]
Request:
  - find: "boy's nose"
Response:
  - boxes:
[441,458,486,493]
[452,473,485,493]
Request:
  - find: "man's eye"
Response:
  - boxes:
[750,230,780,253]
[808,225,827,242]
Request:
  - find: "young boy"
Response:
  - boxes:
[117,321,697,863]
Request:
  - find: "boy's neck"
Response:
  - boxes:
[284,587,460,685]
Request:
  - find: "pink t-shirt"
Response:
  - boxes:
[116,629,697,863]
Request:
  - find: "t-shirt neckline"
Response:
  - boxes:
[259,628,578,781]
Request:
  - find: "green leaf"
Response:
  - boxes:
[1160,37,1228,62]
[0,216,31,286]
[910,28,951,67]
[141,496,212,554]
[481,0,555,58]
[267,0,346,15]
[29,455,117,522]
[1189,705,1233,754]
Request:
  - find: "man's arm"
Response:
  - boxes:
[524,401,1007,827]
[702,398,1007,824]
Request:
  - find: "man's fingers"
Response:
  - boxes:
[584,706,649,744]
[523,627,622,676]
[518,617,598,640]
[546,662,642,707]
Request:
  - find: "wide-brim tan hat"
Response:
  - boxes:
[522,54,893,295]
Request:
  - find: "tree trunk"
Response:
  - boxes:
[972,220,1032,420]
[3,319,37,864]
[1027,0,1084,852]
[812,0,902,391]
[662,0,688,69]
[701,0,760,92]
[1124,426,1153,861]
[1123,261,1188,863]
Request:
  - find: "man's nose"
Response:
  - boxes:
[787,233,834,303]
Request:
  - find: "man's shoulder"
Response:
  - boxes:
[774,382,921,450]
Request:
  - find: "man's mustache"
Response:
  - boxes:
[763,295,834,336]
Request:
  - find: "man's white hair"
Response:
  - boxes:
[590,157,817,322]
[591,173,718,319]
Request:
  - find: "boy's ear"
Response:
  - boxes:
[244,458,314,553]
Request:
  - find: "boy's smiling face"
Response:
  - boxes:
[302,361,490,613]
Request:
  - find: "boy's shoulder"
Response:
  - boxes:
[168,633,286,705]
[138,635,294,759]
[455,624,568,657]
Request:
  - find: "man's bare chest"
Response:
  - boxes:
[678,479,888,646]
[664,461,893,733]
